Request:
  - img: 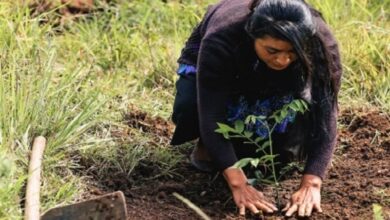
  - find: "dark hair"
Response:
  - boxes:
[246,0,316,75]
[247,0,337,150]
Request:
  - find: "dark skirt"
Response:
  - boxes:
[171,74,309,164]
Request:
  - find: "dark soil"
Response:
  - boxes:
[83,108,390,220]
[122,108,174,145]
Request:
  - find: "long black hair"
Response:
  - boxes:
[246,0,317,78]
[246,0,338,157]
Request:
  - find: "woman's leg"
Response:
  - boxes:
[170,74,200,145]
[170,74,214,171]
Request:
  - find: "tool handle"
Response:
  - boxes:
[25,136,46,220]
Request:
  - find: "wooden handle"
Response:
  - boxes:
[25,136,46,220]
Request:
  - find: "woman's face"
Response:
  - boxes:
[254,35,297,71]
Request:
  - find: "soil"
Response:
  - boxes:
[82,108,390,220]
[28,0,107,29]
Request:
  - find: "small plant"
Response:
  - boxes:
[215,99,308,186]
[372,203,384,220]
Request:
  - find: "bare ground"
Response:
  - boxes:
[80,107,390,220]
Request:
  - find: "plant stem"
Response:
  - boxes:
[268,124,278,186]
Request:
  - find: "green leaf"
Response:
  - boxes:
[256,115,267,120]
[261,154,278,163]
[280,109,288,120]
[295,100,303,110]
[234,120,245,133]
[261,141,271,150]
[254,170,264,179]
[230,135,242,138]
[215,126,231,139]
[250,158,260,167]
[251,116,256,124]
[301,100,309,110]
[256,148,264,153]
[254,137,264,144]
[244,131,253,138]
[272,114,281,123]
[222,133,230,140]
[216,123,235,133]
[233,158,254,169]
[245,115,252,124]
[214,128,225,134]
[289,101,300,111]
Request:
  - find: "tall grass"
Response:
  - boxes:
[309,0,389,110]
[0,2,106,217]
[0,0,202,217]
[0,0,388,219]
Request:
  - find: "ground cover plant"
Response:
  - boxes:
[0,0,388,219]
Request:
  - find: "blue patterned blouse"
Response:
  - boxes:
[227,95,296,138]
[176,63,296,138]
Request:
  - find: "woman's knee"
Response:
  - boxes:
[172,75,198,124]
[172,101,198,124]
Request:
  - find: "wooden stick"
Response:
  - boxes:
[25,136,47,220]
[173,192,211,220]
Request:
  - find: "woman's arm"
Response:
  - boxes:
[223,167,278,215]
[284,11,342,217]
[303,13,342,179]
[197,36,238,170]
[197,35,277,215]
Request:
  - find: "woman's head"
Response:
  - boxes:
[254,35,297,70]
[246,0,316,72]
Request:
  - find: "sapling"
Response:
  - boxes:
[215,99,308,206]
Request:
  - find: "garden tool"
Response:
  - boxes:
[24,136,127,220]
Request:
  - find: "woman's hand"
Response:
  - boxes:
[223,167,278,215]
[283,174,323,217]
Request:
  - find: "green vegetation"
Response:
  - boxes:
[0,0,388,219]
[310,0,389,110]
[215,99,308,185]
[373,203,385,220]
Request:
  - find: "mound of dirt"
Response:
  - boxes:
[83,108,390,219]
[320,109,390,219]
[29,0,94,15]
[28,0,102,28]
[123,107,174,145]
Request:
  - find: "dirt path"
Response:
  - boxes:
[83,108,390,219]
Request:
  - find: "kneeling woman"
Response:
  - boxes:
[171,0,342,217]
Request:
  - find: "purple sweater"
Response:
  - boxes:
[178,0,342,179]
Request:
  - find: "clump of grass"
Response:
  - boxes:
[77,122,183,183]
[0,153,25,219]
[0,2,104,217]
[309,0,390,111]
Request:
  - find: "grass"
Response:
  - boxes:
[0,0,388,219]
[309,0,389,111]
[373,203,385,220]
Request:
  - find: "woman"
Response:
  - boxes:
[171,0,342,217]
